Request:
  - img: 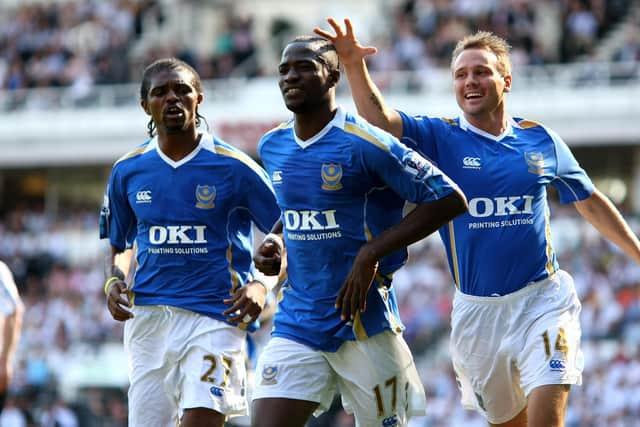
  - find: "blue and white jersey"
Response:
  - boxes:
[399,112,595,297]
[259,107,459,352]
[99,133,280,327]
[0,261,20,316]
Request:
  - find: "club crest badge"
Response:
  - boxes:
[195,185,216,209]
[321,163,343,191]
[525,152,545,175]
[261,365,278,385]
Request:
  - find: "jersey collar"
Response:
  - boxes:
[152,132,212,168]
[294,106,346,149]
[459,115,518,141]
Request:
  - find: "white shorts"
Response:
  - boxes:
[450,270,583,424]
[124,305,248,427]
[252,330,427,427]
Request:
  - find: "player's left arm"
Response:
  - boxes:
[224,158,281,324]
[573,189,640,263]
[337,191,467,320]
[337,135,467,320]
[548,127,640,263]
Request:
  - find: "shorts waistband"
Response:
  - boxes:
[454,270,567,304]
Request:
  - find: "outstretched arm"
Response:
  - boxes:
[573,189,640,263]
[314,17,404,138]
[337,189,467,320]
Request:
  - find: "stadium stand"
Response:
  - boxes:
[1,1,639,426]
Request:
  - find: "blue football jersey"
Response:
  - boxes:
[399,112,595,296]
[99,133,280,327]
[259,107,460,352]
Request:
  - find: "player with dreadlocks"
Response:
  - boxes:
[99,57,280,427]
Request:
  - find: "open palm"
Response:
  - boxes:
[313,18,377,66]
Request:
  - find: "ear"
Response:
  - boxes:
[503,74,512,93]
[328,70,340,87]
[140,99,151,115]
[197,93,204,105]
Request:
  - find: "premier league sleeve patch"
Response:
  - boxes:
[402,151,433,181]
[99,192,110,239]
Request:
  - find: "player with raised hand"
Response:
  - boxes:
[250,36,467,427]
[315,17,640,427]
[99,57,280,427]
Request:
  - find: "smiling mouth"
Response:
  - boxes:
[464,92,482,100]
[283,87,303,96]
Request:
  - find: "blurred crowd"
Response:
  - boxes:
[1,1,640,426]
[0,0,639,104]
[0,199,639,426]
[370,0,637,73]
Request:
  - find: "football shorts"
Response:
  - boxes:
[252,330,427,427]
[125,305,248,427]
[450,270,583,424]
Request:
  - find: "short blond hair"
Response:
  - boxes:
[451,31,512,76]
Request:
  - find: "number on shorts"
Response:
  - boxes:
[542,328,568,360]
[200,354,233,386]
[373,376,398,417]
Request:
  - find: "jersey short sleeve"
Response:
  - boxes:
[101,166,137,250]
[236,155,280,234]
[546,126,595,204]
[397,110,442,162]
[356,127,458,204]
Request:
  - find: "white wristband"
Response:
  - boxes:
[263,233,283,249]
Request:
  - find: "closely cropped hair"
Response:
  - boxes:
[289,35,340,72]
[139,57,207,137]
[451,31,512,76]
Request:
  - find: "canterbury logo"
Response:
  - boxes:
[463,157,481,169]
[549,359,566,371]
[136,190,152,203]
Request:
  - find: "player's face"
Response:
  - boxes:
[141,68,203,134]
[278,42,334,114]
[453,48,511,119]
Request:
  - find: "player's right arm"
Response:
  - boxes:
[105,246,134,321]
[314,17,404,139]
[100,164,135,321]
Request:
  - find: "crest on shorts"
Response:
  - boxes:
[261,365,278,385]
[525,152,545,175]
[195,185,216,209]
[321,163,343,191]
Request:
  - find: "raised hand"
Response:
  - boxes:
[313,17,377,66]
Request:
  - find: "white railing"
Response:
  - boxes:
[1,61,638,113]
